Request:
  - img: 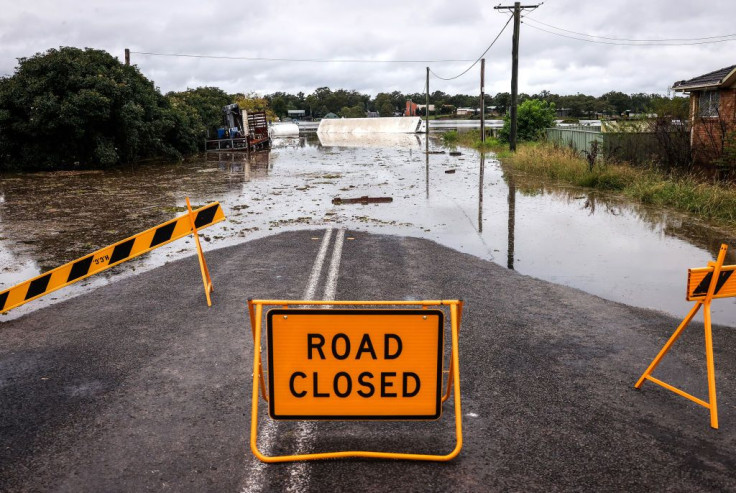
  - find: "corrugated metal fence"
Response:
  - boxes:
[546,127,603,155]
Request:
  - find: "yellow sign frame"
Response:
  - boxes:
[635,243,731,429]
[247,299,464,462]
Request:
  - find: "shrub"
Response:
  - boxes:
[498,99,556,143]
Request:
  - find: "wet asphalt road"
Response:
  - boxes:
[1,229,735,492]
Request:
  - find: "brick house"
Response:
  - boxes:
[673,64,736,165]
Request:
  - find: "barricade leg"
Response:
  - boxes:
[634,301,702,389]
[186,197,214,306]
[703,302,719,429]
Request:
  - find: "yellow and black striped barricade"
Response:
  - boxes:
[635,243,733,429]
[247,299,464,462]
[0,200,225,313]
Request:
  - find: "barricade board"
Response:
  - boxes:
[0,202,224,313]
[267,309,443,420]
[687,264,736,301]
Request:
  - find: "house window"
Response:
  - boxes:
[698,91,720,117]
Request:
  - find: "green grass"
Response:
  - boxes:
[443,129,501,151]
[496,142,736,227]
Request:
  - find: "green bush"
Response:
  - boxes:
[498,99,556,143]
[0,47,208,170]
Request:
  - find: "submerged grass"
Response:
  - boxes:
[493,141,736,227]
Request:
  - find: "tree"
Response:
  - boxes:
[493,92,511,115]
[233,93,277,121]
[498,99,556,143]
[374,92,394,116]
[0,46,196,170]
[339,104,366,118]
[166,86,232,142]
[601,91,631,116]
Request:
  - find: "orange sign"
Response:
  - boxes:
[687,264,736,301]
[267,309,444,419]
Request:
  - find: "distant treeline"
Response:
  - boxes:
[0,46,687,171]
[264,88,687,121]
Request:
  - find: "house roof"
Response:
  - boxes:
[673,64,736,91]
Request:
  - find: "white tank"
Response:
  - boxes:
[270,122,300,137]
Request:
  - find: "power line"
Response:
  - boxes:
[429,14,513,81]
[523,16,736,43]
[524,20,736,46]
[129,51,475,64]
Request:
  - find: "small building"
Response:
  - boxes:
[673,64,736,165]
[405,101,435,116]
[287,109,306,120]
[456,107,479,116]
[486,106,500,116]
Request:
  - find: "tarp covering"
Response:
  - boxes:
[317,117,422,134]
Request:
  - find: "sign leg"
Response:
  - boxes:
[703,302,719,429]
[186,197,214,306]
[635,302,702,388]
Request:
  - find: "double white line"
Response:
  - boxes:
[242,227,346,493]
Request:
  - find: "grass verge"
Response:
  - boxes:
[485,139,736,227]
[442,130,736,226]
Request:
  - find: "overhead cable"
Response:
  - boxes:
[523,19,736,46]
[129,51,474,64]
[429,14,513,81]
[523,16,736,43]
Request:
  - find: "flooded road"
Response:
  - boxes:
[1,133,734,326]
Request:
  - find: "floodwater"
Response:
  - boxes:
[0,133,735,326]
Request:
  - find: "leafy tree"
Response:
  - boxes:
[498,99,556,143]
[233,93,277,121]
[0,46,196,170]
[374,92,394,116]
[493,92,511,115]
[339,104,366,118]
[601,91,631,116]
[166,86,231,143]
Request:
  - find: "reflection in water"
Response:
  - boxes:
[507,172,516,270]
[425,143,430,199]
[478,153,484,234]
[0,133,734,326]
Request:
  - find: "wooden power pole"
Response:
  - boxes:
[125,48,130,66]
[494,2,541,151]
[426,67,430,140]
[480,58,485,143]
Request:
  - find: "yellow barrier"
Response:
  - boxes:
[247,299,464,462]
[0,200,225,313]
[635,243,732,429]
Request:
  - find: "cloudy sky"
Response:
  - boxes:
[1,0,735,98]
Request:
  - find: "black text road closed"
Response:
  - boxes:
[267,309,443,419]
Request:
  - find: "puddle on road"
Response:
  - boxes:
[0,133,734,326]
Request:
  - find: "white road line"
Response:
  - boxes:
[323,228,345,302]
[285,227,345,493]
[303,228,334,301]
[241,228,334,493]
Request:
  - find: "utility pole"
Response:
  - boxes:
[125,48,130,66]
[425,67,430,140]
[480,58,485,143]
[494,2,541,151]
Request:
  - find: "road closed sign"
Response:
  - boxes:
[266,309,444,420]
